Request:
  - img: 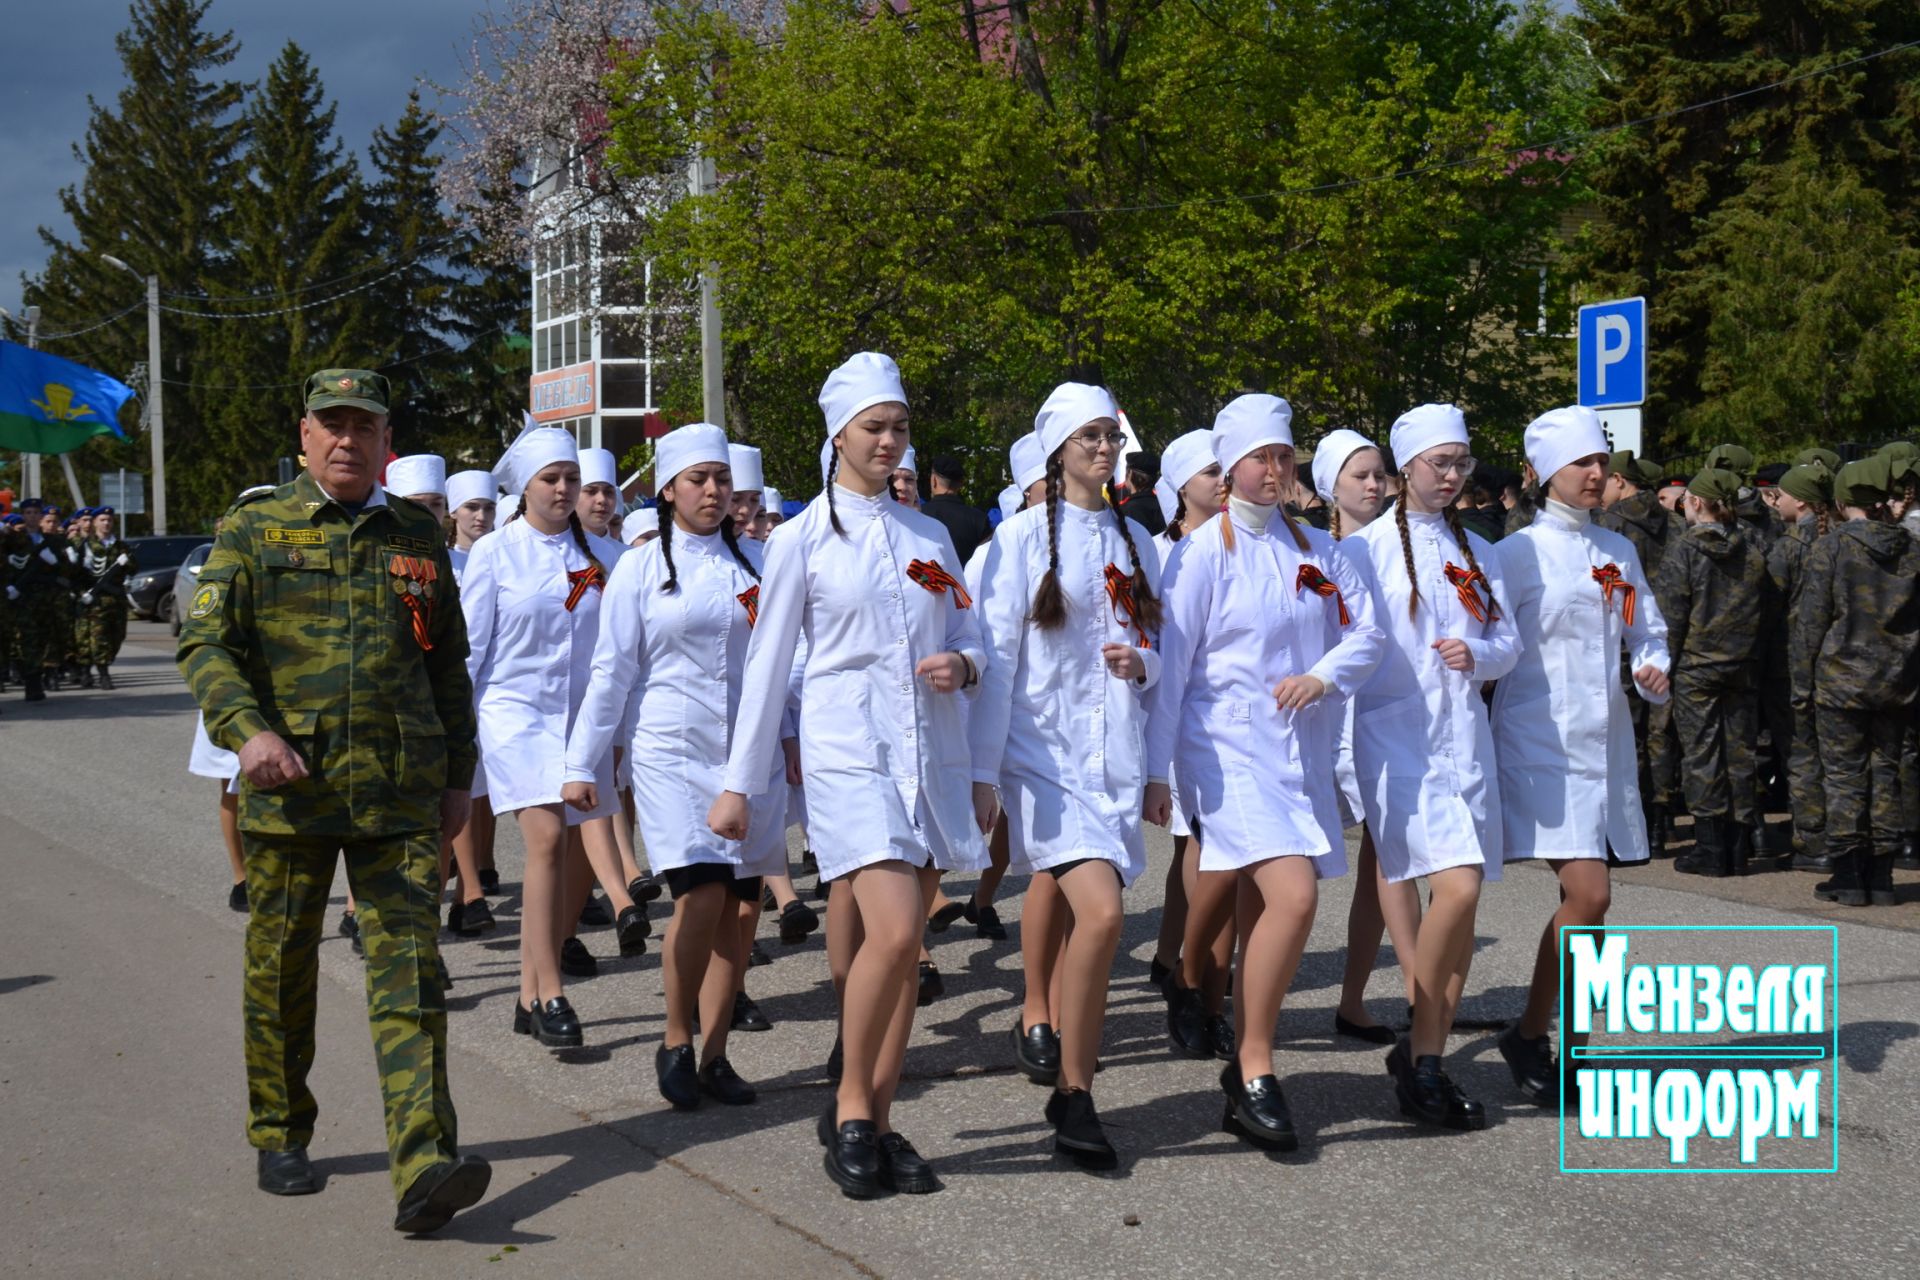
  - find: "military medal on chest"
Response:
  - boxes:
[388,553,438,648]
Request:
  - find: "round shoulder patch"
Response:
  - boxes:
[189,583,223,619]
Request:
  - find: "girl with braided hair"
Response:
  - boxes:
[971,383,1163,1167]
[1344,403,1519,1131]
[564,424,788,1112]
[710,352,988,1200]
[1492,408,1670,1111]
[1143,394,1384,1152]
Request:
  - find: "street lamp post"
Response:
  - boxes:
[103,255,166,535]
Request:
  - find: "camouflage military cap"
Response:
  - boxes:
[1687,467,1743,504]
[304,368,389,415]
[1793,447,1841,472]
[1876,440,1918,463]
[1609,450,1663,489]
[1704,443,1754,479]
[1778,464,1832,507]
[1833,456,1892,508]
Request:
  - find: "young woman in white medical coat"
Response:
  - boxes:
[564,424,785,1110]
[460,428,632,1049]
[971,384,1162,1167]
[1144,395,1383,1151]
[710,352,987,1200]
[1492,407,1669,1108]
[1344,404,1520,1130]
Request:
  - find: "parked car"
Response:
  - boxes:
[169,542,215,636]
[123,535,211,623]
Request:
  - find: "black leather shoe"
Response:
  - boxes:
[1398,1054,1487,1130]
[478,868,501,895]
[1165,984,1212,1059]
[511,999,532,1036]
[731,991,772,1032]
[801,848,819,876]
[1646,802,1672,854]
[917,961,944,1007]
[1220,1062,1298,1151]
[826,1035,843,1084]
[337,910,359,941]
[531,996,584,1048]
[616,906,651,957]
[446,900,475,937]
[1497,1026,1561,1108]
[461,897,496,932]
[657,1043,700,1110]
[779,898,820,945]
[95,665,114,691]
[878,1132,940,1193]
[970,902,1007,940]
[698,1055,757,1106]
[824,1119,883,1199]
[627,873,663,904]
[393,1154,491,1234]
[228,881,249,913]
[1207,1014,1237,1061]
[560,936,598,978]
[1047,1088,1117,1169]
[927,899,967,933]
[1334,1012,1397,1045]
[256,1147,319,1196]
[1754,820,1792,865]
[579,894,613,928]
[747,941,772,968]
[1013,1020,1061,1086]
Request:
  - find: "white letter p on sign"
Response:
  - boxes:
[1596,316,1632,396]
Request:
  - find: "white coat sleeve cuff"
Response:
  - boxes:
[1133,645,1162,691]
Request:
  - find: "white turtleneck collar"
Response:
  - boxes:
[832,481,891,512]
[1401,504,1446,526]
[1228,495,1276,532]
[1541,496,1593,529]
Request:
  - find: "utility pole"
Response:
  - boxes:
[688,150,724,428]
[104,256,166,533]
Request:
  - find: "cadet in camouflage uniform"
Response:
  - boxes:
[76,506,136,688]
[1885,445,1920,872]
[5,498,71,701]
[177,369,491,1233]
[1766,464,1836,870]
[1596,450,1684,848]
[1659,468,1775,878]
[1790,456,1920,905]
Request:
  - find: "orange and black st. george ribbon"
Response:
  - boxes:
[1104,563,1153,648]
[388,554,436,650]
[737,585,761,627]
[1591,563,1637,625]
[1444,562,1496,623]
[906,559,972,609]
[564,564,607,612]
[1295,563,1351,625]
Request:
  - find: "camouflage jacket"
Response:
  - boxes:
[1656,521,1773,684]
[79,536,138,597]
[3,529,70,595]
[1789,519,1920,712]
[177,471,477,837]
[1595,491,1683,602]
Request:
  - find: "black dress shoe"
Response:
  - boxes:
[627,873,663,904]
[1398,1053,1487,1130]
[337,910,359,941]
[560,936,599,978]
[801,848,818,876]
[878,1132,940,1193]
[530,997,584,1048]
[971,903,1007,941]
[1334,1012,1397,1045]
[779,898,820,944]
[478,868,501,895]
[256,1147,319,1196]
[461,897,496,932]
[1220,1062,1298,1151]
[747,941,772,968]
[826,1035,843,1084]
[927,899,967,933]
[1207,1014,1237,1061]
[95,665,114,691]
[698,1056,758,1106]
[616,906,651,956]
[393,1154,491,1234]
[579,894,614,928]
[511,999,532,1036]
[731,991,772,1032]
[1165,983,1212,1059]
[917,961,945,1006]
[445,899,475,937]
[228,881,249,913]
[1046,1088,1117,1169]
[1013,1020,1061,1085]
[1497,1026,1561,1108]
[657,1043,700,1110]
[824,1119,883,1199]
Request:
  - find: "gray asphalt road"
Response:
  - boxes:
[3,625,1915,1279]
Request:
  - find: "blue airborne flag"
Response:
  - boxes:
[0,340,135,454]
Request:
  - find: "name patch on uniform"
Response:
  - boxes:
[386,534,434,553]
[263,528,325,546]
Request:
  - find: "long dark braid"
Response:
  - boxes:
[1329,503,1343,540]
[1168,491,1188,542]
[657,495,680,593]
[567,511,604,577]
[825,448,845,536]
[719,516,761,581]
[1443,503,1500,621]
[1030,450,1068,629]
[1395,499,1421,619]
[1105,482,1163,634]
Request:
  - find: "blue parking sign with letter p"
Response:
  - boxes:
[1578,297,1647,409]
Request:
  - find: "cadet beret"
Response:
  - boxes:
[1704,443,1753,479]
[305,368,390,415]
[1793,447,1842,472]
[95,505,114,517]
[1834,456,1892,508]
[1778,464,1832,507]
[1687,468,1743,504]
[1755,462,1789,487]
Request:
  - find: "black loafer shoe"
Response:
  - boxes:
[627,873,664,904]
[657,1043,700,1110]
[1046,1088,1118,1169]
[579,895,614,928]
[337,910,359,941]
[972,903,1007,941]
[927,899,967,933]
[1013,1020,1062,1086]
[1398,1055,1487,1131]
[228,881,249,913]
[465,897,497,932]
[446,900,477,937]
[917,961,945,1007]
[1207,1014,1237,1061]
[878,1131,940,1193]
[699,1055,758,1106]
[478,868,501,895]
[1497,1026,1561,1108]
[826,1035,843,1084]
[1165,984,1212,1059]
[824,1119,883,1199]
[779,899,820,945]
[393,1154,491,1234]
[1221,1063,1298,1151]
[1334,1012,1397,1045]
[511,999,532,1036]
[256,1147,319,1196]
[731,991,772,1032]
[616,906,651,957]
[559,937,599,978]
[531,996,584,1048]
[801,848,819,876]
[747,941,772,968]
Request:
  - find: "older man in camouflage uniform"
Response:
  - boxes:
[178,369,490,1233]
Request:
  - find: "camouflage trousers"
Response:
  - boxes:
[77,596,128,666]
[1816,708,1908,859]
[6,589,67,675]
[1782,696,1827,841]
[1671,674,1758,824]
[241,830,456,1202]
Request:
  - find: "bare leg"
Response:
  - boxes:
[731,896,757,994]
[1181,859,1236,1014]
[1019,873,1066,1029]
[1380,855,1423,1012]
[1153,834,1191,973]
[699,893,745,1065]
[1232,857,1320,1083]
[579,816,636,914]
[664,883,728,1048]
[974,814,1010,910]
[516,804,568,1006]
[835,863,924,1128]
[1408,865,1482,1059]
[1518,860,1611,1042]
[766,872,800,910]
[1053,862,1124,1091]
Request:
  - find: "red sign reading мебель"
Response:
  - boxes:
[529,362,596,422]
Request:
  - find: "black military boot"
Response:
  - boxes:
[95,664,113,690]
[1791,829,1834,873]
[1896,833,1920,873]
[1729,823,1753,877]
[1675,817,1730,877]
[77,663,95,689]
[1646,802,1672,856]
[1867,853,1896,907]
[1752,819,1790,868]
[1815,849,1868,907]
